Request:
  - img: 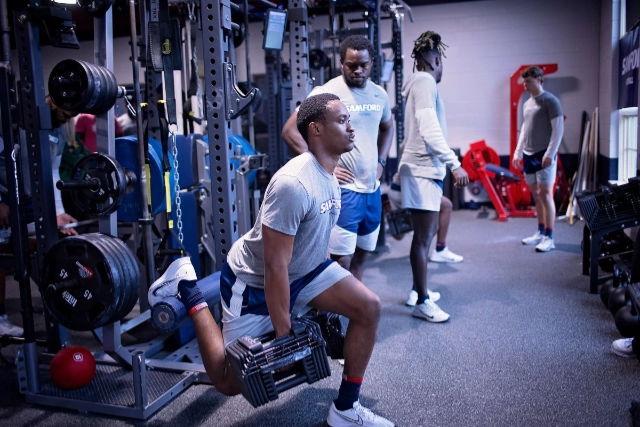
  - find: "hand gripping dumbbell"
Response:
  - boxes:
[226,317,331,408]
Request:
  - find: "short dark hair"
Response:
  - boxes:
[339,35,375,62]
[521,66,544,82]
[296,93,340,142]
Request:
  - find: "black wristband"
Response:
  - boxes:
[378,157,386,168]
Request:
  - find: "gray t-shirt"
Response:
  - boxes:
[227,151,341,288]
[308,77,391,193]
[520,91,563,154]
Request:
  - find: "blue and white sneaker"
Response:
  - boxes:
[148,257,197,306]
[327,401,394,427]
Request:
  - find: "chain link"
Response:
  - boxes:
[170,131,183,245]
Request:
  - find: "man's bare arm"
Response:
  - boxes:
[281,110,308,156]
[263,224,295,337]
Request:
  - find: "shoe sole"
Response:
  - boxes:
[429,258,463,263]
[411,311,450,323]
[535,246,555,252]
[522,240,542,245]
[611,347,636,358]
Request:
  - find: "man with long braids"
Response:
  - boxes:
[397,31,469,322]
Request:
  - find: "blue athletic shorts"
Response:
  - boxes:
[328,188,382,254]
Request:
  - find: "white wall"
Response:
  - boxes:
[390,0,601,156]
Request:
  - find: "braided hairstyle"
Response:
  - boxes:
[411,31,448,72]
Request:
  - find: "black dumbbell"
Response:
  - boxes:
[226,318,331,408]
[304,310,346,360]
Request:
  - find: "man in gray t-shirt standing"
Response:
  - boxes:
[148,94,394,426]
[282,35,394,282]
[512,66,564,253]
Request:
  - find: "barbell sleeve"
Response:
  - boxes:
[56,178,101,191]
[46,279,80,296]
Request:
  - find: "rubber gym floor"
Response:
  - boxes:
[0,209,639,426]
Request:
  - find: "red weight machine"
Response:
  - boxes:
[463,140,534,221]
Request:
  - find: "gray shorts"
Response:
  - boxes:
[524,158,557,186]
[399,174,443,212]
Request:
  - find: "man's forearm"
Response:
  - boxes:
[377,124,393,161]
[281,113,308,156]
[264,266,292,337]
[283,134,308,156]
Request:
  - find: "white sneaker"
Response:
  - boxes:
[429,247,463,263]
[405,289,440,306]
[612,338,635,358]
[327,401,394,427]
[148,257,198,306]
[522,231,543,245]
[412,299,450,322]
[0,314,23,337]
[535,236,555,252]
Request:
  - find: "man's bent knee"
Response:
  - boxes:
[348,290,381,326]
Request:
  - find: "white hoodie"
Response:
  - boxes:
[398,72,461,180]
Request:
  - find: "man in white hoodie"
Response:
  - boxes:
[397,31,469,323]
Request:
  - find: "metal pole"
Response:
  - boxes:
[129,0,155,313]
[244,0,255,146]
[132,350,148,409]
[0,1,39,392]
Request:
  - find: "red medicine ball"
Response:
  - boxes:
[50,346,96,390]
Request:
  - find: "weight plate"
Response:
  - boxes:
[41,234,124,331]
[89,235,130,325]
[69,153,128,216]
[95,234,140,320]
[49,59,92,113]
[116,136,175,222]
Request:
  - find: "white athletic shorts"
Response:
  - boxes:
[399,174,443,212]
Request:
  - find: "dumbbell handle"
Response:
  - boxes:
[56,178,101,191]
[47,279,80,296]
